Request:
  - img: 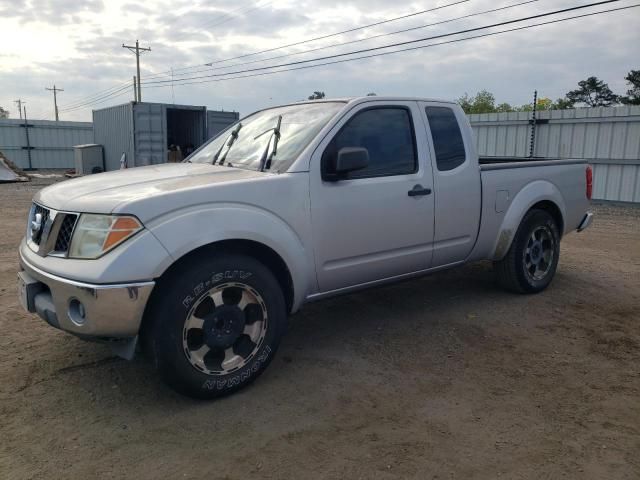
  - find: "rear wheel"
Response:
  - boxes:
[495,209,560,294]
[143,253,286,399]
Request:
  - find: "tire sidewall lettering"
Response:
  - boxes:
[181,270,253,309]
[201,345,272,391]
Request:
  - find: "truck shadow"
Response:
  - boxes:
[10,258,600,459]
[64,261,503,400]
[34,259,586,414]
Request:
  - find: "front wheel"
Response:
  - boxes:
[494,209,560,294]
[143,253,287,399]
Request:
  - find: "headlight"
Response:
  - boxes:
[68,214,143,259]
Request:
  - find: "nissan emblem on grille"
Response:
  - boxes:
[31,212,43,242]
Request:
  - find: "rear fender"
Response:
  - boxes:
[492,180,566,260]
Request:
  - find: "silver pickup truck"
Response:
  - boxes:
[18,96,593,398]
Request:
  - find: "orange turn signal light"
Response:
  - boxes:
[102,216,142,251]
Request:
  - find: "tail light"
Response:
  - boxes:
[586,165,593,200]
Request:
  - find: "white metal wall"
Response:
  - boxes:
[0,119,93,169]
[468,106,640,203]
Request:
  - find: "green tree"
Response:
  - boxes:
[308,91,326,100]
[536,97,554,110]
[495,103,513,113]
[0,106,9,119]
[566,76,618,107]
[366,92,377,96]
[515,103,533,112]
[552,98,574,110]
[620,69,640,105]
[457,90,496,114]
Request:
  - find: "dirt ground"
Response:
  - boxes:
[0,176,639,480]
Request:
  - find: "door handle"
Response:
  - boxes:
[408,184,432,197]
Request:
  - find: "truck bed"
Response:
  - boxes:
[472,156,590,262]
[479,156,587,170]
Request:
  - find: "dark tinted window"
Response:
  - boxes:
[425,106,466,171]
[323,107,417,179]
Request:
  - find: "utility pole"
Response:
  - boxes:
[45,84,64,121]
[23,106,33,170]
[14,99,25,119]
[133,76,138,102]
[122,40,151,102]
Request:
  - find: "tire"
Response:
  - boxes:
[494,209,560,294]
[142,252,287,399]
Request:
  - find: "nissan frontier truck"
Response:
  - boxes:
[18,97,593,398]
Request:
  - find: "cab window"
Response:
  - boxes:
[322,107,417,179]
[425,106,466,171]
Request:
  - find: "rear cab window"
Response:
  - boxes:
[425,106,466,171]
[322,107,418,179]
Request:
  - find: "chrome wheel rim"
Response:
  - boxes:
[182,282,268,375]
[523,225,555,281]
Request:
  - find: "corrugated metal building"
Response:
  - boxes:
[468,106,640,203]
[0,119,93,169]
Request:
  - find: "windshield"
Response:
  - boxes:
[187,102,345,172]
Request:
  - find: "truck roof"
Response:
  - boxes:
[347,96,457,104]
[282,96,458,107]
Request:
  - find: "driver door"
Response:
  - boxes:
[309,100,435,293]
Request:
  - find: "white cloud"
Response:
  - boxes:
[0,0,638,121]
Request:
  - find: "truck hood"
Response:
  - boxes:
[35,163,266,219]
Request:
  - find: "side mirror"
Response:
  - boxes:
[333,147,369,177]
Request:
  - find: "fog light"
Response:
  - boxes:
[68,298,87,326]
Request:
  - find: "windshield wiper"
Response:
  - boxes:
[213,122,242,165]
[255,115,282,172]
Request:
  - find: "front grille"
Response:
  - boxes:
[54,214,77,252]
[28,203,78,257]
[31,204,50,246]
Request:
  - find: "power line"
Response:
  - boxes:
[56,2,266,112]
[58,88,132,115]
[157,0,544,79]
[59,84,131,112]
[142,0,475,81]
[123,40,151,101]
[184,0,272,35]
[51,0,476,107]
[142,0,624,86]
[45,84,64,121]
[59,52,201,112]
[165,2,272,35]
[58,84,132,113]
[57,80,133,110]
[203,0,475,67]
[56,1,634,115]
[141,3,638,90]
[59,85,131,114]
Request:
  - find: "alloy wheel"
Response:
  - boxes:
[523,225,555,281]
[182,282,268,375]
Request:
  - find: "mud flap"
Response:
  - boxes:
[109,335,138,360]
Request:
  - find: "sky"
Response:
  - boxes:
[0,0,638,121]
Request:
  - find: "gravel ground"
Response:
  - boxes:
[0,176,639,479]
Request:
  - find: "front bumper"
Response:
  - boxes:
[18,252,155,338]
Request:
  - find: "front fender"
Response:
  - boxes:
[147,203,311,311]
[491,180,566,260]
